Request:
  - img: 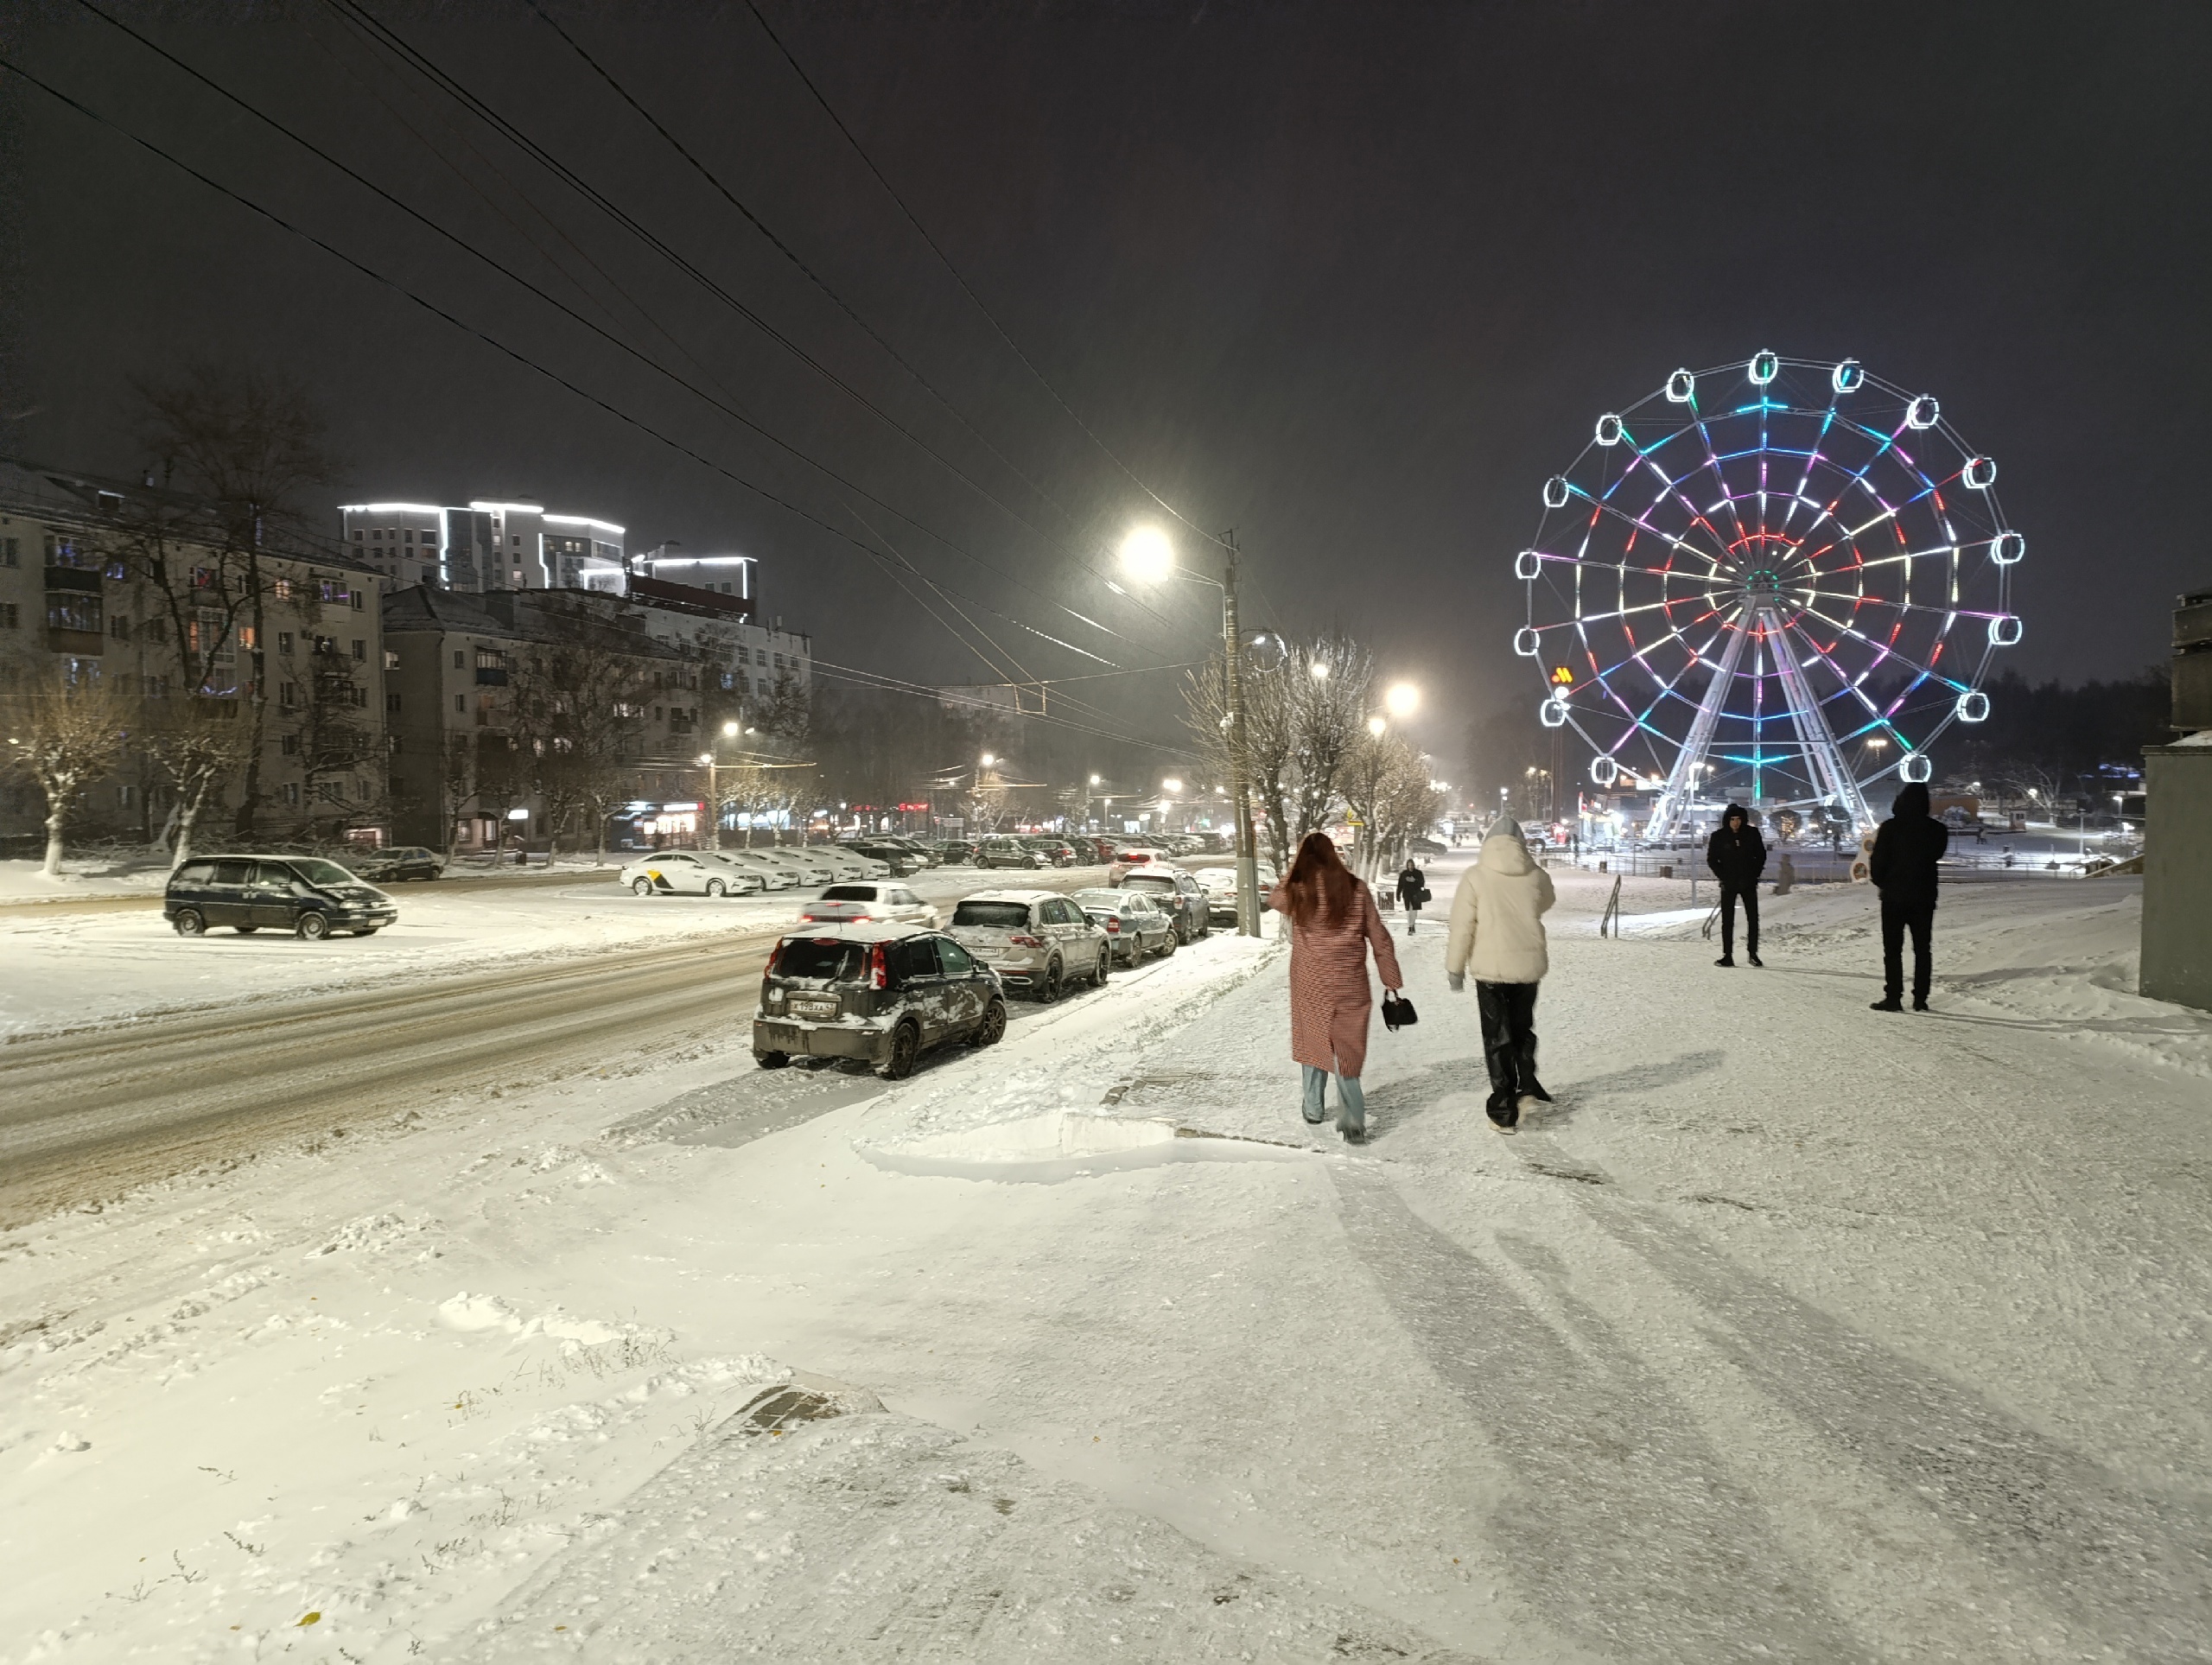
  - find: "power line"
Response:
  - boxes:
[741,0,1227,555]
[53,6,1171,683]
[323,0,1194,656]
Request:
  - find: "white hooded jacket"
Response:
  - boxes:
[1445,835,1556,985]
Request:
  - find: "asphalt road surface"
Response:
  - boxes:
[0,863,1216,1229]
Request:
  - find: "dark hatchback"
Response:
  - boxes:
[165,855,399,940]
[753,923,1007,1078]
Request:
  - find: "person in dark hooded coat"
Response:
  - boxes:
[1868,781,1948,1010]
[1704,804,1767,967]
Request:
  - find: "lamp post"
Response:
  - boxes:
[1121,525,1260,935]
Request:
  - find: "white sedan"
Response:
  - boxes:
[619,852,763,898]
[714,851,803,890]
[795,882,940,929]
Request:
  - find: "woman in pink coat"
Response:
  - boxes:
[1267,832,1405,1143]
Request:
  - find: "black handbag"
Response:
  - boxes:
[1382,990,1419,1031]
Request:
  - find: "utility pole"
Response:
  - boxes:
[1224,531,1260,937]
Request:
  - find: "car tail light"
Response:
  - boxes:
[798,912,819,922]
[1007,933,1044,948]
[1104,918,1121,933]
[869,942,889,989]
[765,939,784,974]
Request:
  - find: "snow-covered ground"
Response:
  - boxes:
[3,865,2208,1661]
[0,862,1114,1039]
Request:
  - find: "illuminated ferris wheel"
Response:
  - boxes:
[1515,352,2024,840]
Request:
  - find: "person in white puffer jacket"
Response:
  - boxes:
[1444,817,1556,1133]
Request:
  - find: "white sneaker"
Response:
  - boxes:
[1516,1093,1542,1116]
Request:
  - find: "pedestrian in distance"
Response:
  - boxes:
[1705,804,1767,968]
[1444,816,1555,1133]
[1868,780,1949,1012]
[1267,832,1405,1145]
[1397,858,1428,936]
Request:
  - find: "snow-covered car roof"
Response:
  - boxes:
[957,888,1058,905]
[773,920,934,944]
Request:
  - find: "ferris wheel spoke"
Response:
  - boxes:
[1791,600,1968,696]
[1605,422,1742,556]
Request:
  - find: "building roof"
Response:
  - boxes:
[379,583,689,662]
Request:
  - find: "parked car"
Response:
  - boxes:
[845,840,925,876]
[1074,835,1122,866]
[976,836,1048,870]
[715,850,808,889]
[874,836,940,867]
[929,839,979,865]
[1070,887,1177,965]
[947,889,1111,999]
[345,845,446,883]
[753,924,1007,1078]
[796,882,940,929]
[1117,867,1211,943]
[1190,865,1274,922]
[1010,836,1072,867]
[166,855,398,940]
[620,851,759,897]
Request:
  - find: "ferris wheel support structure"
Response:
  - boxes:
[1764,603,1876,835]
[1645,621,1750,840]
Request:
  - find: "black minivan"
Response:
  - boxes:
[165,855,399,940]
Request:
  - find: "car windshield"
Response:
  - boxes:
[952,901,1033,930]
[776,938,868,982]
[819,885,880,901]
[296,858,364,887]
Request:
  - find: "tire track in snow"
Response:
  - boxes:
[1529,1162,2212,1662]
[1329,1163,1869,1663]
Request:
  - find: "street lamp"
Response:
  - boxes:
[1368,715,1388,737]
[696,750,718,850]
[1383,681,1420,720]
[1120,524,1262,936]
[1308,659,1330,682]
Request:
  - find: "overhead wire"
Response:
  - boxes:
[322,0,1200,658]
[62,0,1170,689]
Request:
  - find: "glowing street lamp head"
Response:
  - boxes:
[1383,681,1421,720]
[722,719,740,737]
[696,753,714,766]
[1162,777,1184,794]
[1308,660,1330,681]
[979,753,995,768]
[1368,715,1388,737]
[1089,773,1102,785]
[1119,525,1174,584]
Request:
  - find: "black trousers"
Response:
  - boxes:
[1476,981,1540,1097]
[1719,883,1758,955]
[1881,898,1936,1002]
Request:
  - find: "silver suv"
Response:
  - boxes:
[947,889,1110,1000]
[753,924,1007,1078]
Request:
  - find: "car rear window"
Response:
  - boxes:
[952,900,1033,929]
[777,938,868,981]
[1071,891,1120,908]
[1124,873,1176,893]
[820,885,880,901]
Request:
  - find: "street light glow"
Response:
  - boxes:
[1383,681,1421,719]
[1368,715,1388,736]
[696,753,713,766]
[1308,660,1330,681]
[1119,525,1174,584]
[1089,773,1102,785]
[722,720,739,737]
[979,753,995,768]
[1162,778,1184,793]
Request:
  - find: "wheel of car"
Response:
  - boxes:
[1175,919,1191,945]
[705,878,726,898]
[755,1050,791,1070]
[173,908,206,937]
[1159,931,1177,957]
[1090,949,1109,988]
[235,925,258,935]
[632,877,654,896]
[878,1021,921,1080]
[972,998,1007,1045]
[1039,958,1063,1001]
[296,912,331,941]
[1028,854,1044,868]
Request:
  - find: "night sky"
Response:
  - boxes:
[4,0,2206,765]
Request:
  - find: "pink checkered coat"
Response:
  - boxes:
[1266,877,1404,1077]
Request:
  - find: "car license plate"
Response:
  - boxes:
[791,997,839,1019]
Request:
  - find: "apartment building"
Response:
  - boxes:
[340,500,625,593]
[0,461,390,848]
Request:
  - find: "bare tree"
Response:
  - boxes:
[140,696,254,870]
[3,669,137,877]
[509,645,650,861]
[132,365,340,839]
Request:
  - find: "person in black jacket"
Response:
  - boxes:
[1704,804,1767,968]
[1396,859,1427,936]
[1868,780,1949,1011]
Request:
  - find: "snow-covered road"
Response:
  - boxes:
[3,865,2206,1662]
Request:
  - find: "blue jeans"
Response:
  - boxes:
[1301,1064,1367,1131]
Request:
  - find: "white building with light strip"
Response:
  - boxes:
[339,500,626,594]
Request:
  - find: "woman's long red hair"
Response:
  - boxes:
[1284,831,1353,927]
